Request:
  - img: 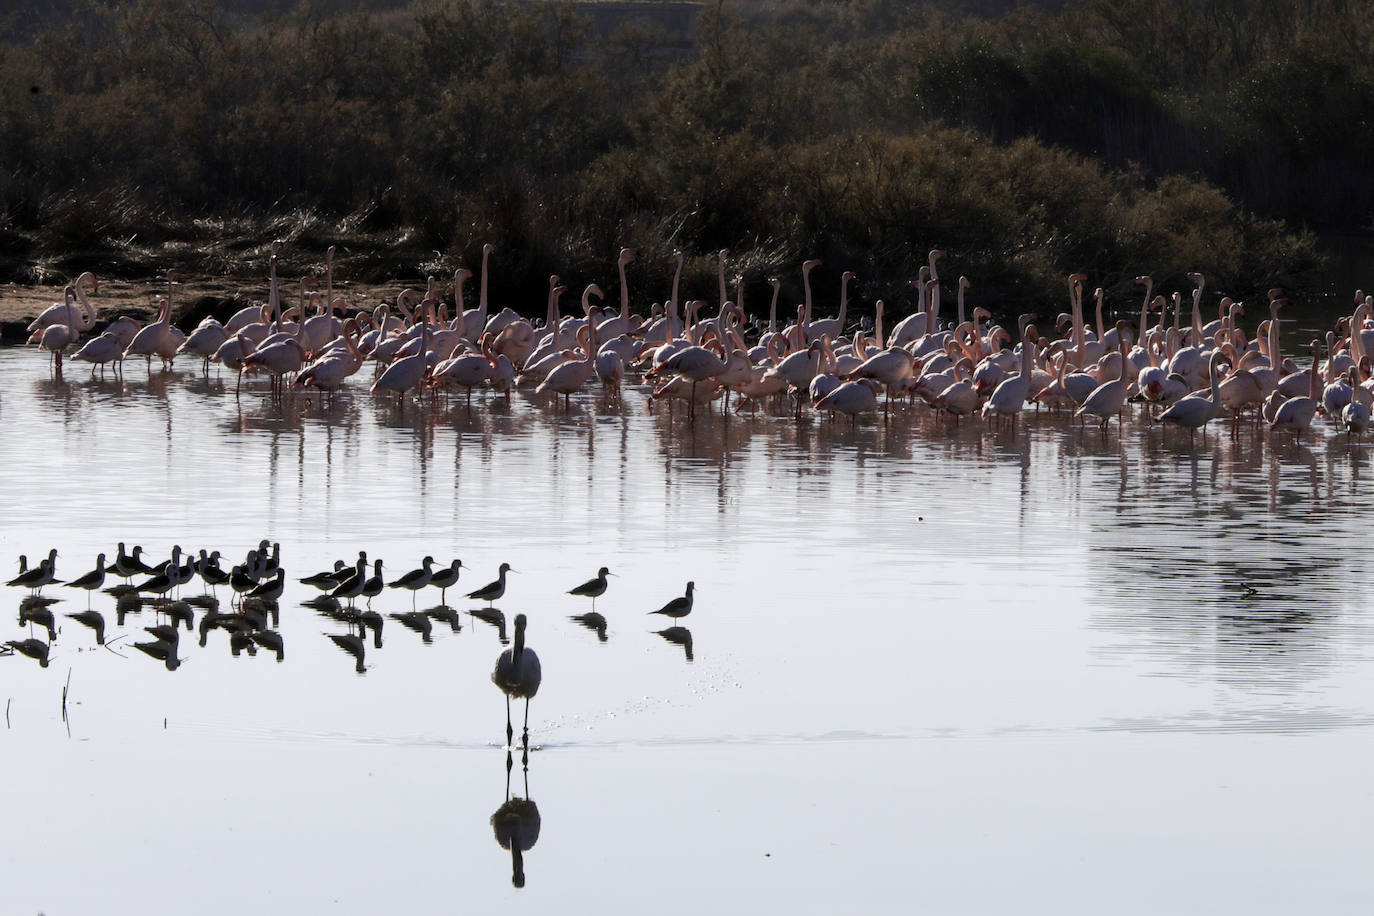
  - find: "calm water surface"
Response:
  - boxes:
[2,347,1374,913]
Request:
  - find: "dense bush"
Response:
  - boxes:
[0,0,1351,317]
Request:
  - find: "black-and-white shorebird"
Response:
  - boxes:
[229,564,258,597]
[360,560,385,607]
[114,543,154,579]
[390,556,436,608]
[650,581,695,623]
[301,561,347,590]
[428,559,463,605]
[246,568,285,602]
[200,557,231,593]
[468,562,514,607]
[64,553,106,606]
[567,567,613,609]
[8,549,56,595]
[329,558,368,603]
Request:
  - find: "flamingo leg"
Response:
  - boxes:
[522,697,532,766]
[506,695,514,747]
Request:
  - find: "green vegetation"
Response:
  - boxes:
[0,0,1360,316]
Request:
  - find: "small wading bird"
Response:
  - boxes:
[428,559,464,605]
[469,562,514,607]
[567,567,613,610]
[63,553,107,608]
[650,581,695,623]
[390,556,436,608]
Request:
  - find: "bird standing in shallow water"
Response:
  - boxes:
[567,567,613,610]
[246,568,285,602]
[390,556,435,608]
[329,558,368,604]
[428,559,463,605]
[114,543,154,579]
[650,581,695,623]
[9,549,56,596]
[64,553,106,607]
[360,560,385,607]
[492,613,541,758]
[469,562,515,607]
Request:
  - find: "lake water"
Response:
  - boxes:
[3,344,1374,913]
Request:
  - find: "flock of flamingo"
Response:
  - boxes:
[20,245,1373,441]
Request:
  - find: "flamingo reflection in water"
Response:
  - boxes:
[491,752,541,888]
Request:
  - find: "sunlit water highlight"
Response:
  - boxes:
[3,346,1374,913]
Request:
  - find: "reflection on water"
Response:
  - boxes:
[8,344,1374,907]
[9,342,1374,705]
[571,612,609,642]
[655,625,694,662]
[491,753,541,888]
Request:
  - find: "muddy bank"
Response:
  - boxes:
[0,277,422,345]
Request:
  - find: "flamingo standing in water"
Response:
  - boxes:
[27,272,97,333]
[72,330,126,377]
[34,287,81,373]
[538,290,601,407]
[1341,366,1371,438]
[649,325,728,419]
[492,613,542,753]
[814,378,881,425]
[127,270,183,373]
[1074,321,1132,430]
[1271,340,1323,440]
[981,329,1036,431]
[371,320,430,406]
[1159,350,1226,444]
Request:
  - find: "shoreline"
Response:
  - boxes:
[0,278,416,344]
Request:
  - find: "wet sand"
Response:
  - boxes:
[0,277,411,340]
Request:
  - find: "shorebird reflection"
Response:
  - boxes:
[327,630,367,674]
[570,612,609,642]
[389,610,435,643]
[5,637,50,668]
[425,604,463,633]
[470,607,508,644]
[66,609,106,645]
[655,626,694,662]
[18,603,57,641]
